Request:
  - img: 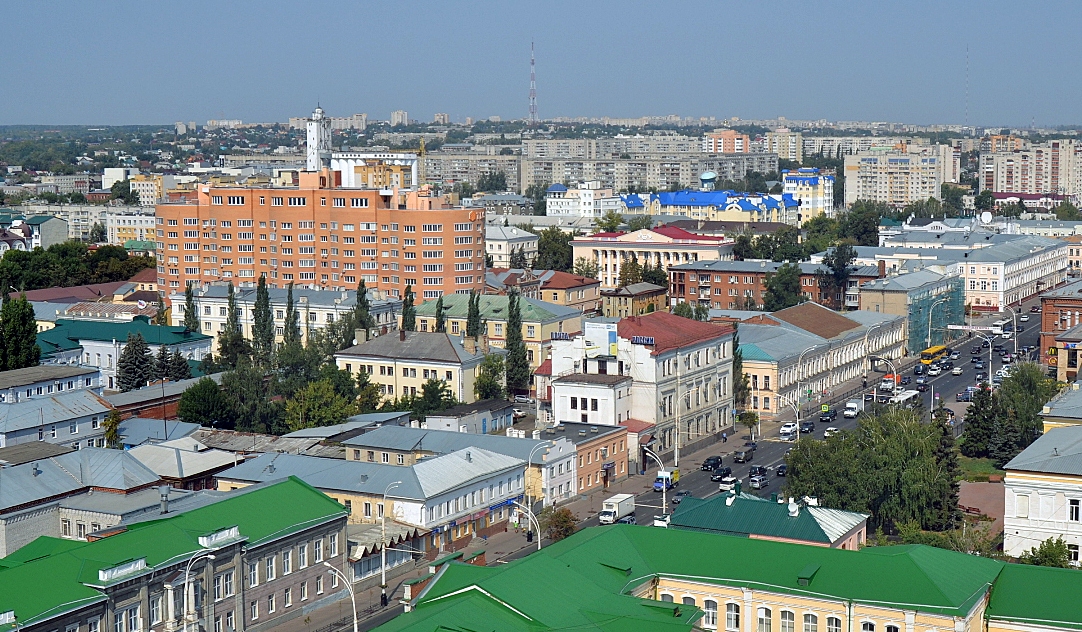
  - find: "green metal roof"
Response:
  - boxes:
[737,342,775,362]
[413,293,582,324]
[23,215,58,225]
[669,494,866,544]
[35,316,210,358]
[123,239,156,250]
[0,477,347,629]
[986,563,1082,630]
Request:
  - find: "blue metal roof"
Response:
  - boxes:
[546,184,567,193]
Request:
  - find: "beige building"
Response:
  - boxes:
[601,282,667,318]
[485,268,602,315]
[843,144,958,207]
[572,226,734,289]
[702,130,750,153]
[979,139,1082,199]
[334,330,495,403]
[760,129,803,162]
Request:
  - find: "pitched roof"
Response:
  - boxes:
[602,282,666,297]
[616,312,734,355]
[18,282,128,303]
[487,268,599,290]
[670,494,867,545]
[1004,425,1082,476]
[0,448,161,512]
[0,441,74,467]
[341,425,551,464]
[986,563,1082,630]
[772,302,860,339]
[127,443,236,479]
[0,365,97,390]
[335,330,487,364]
[0,390,113,434]
[413,293,582,324]
[36,317,210,358]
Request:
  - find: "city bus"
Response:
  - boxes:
[920,345,948,365]
[888,390,922,408]
[991,319,1011,335]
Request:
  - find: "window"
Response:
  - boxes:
[127,606,140,632]
[1071,499,1080,521]
[314,538,324,562]
[804,614,818,632]
[726,603,740,631]
[226,611,234,632]
[330,533,339,557]
[1069,544,1079,564]
[1016,493,1030,518]
[248,562,258,587]
[828,618,842,632]
[267,594,275,614]
[758,608,771,632]
[251,600,258,621]
[285,587,293,607]
[885,626,898,632]
[861,624,874,632]
[300,581,308,601]
[150,596,162,624]
[660,594,674,602]
[283,549,292,574]
[266,556,276,581]
[781,611,795,632]
[299,543,308,568]
[316,575,324,594]
[700,600,717,628]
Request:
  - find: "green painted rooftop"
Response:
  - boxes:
[0,477,347,629]
[670,494,867,544]
[36,316,210,358]
[413,293,582,324]
[986,563,1082,630]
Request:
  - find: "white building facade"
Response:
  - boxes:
[1003,426,1082,562]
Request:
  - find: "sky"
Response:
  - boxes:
[3,0,1082,127]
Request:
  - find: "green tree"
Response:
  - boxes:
[167,349,192,381]
[732,234,755,261]
[477,171,508,192]
[941,183,965,213]
[801,215,841,257]
[1019,536,1072,567]
[89,222,107,243]
[960,385,997,458]
[177,377,231,427]
[401,285,417,331]
[153,345,170,380]
[672,302,695,319]
[840,200,891,246]
[285,379,357,431]
[356,370,383,413]
[618,254,643,287]
[524,183,549,215]
[535,226,573,272]
[354,279,375,334]
[739,411,759,440]
[109,179,140,205]
[818,243,857,309]
[413,378,457,418]
[642,261,667,287]
[1054,202,1082,221]
[504,290,530,392]
[434,296,446,333]
[903,197,944,219]
[694,303,710,321]
[182,283,200,332]
[474,353,506,401]
[759,225,804,262]
[116,333,153,392]
[2,293,40,370]
[930,405,963,531]
[509,245,528,269]
[572,257,599,279]
[216,282,251,370]
[276,283,316,399]
[997,362,1062,452]
[732,325,751,409]
[594,209,623,233]
[538,506,577,541]
[466,290,482,339]
[974,190,995,211]
[762,263,806,311]
[251,275,274,368]
[103,409,122,449]
[626,215,653,231]
[225,360,282,433]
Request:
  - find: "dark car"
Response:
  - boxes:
[957,391,972,402]
[819,408,837,422]
[971,346,981,354]
[971,356,981,363]
[733,449,754,463]
[982,340,990,348]
[743,441,758,450]
[913,364,924,375]
[800,421,815,434]
[1017,326,1025,333]
[993,344,1004,353]
[940,361,953,370]
[700,456,723,471]
[710,466,733,481]
[749,465,768,477]
[916,383,929,392]
[1031,305,1041,313]
[776,464,788,477]
[671,490,692,504]
[976,372,988,381]
[900,376,912,385]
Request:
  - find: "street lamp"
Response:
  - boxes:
[381,481,402,607]
[794,344,827,422]
[869,355,899,396]
[642,448,667,510]
[323,562,358,632]
[510,501,542,551]
[525,441,551,528]
[182,551,215,632]
[999,308,1019,356]
[927,298,949,348]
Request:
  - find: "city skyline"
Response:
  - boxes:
[4,1,1082,127]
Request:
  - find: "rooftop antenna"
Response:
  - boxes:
[965,46,969,129]
[528,42,538,126]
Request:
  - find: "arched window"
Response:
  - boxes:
[862,622,875,632]
[683,597,696,606]
[886,626,899,632]
[726,603,741,631]
[704,601,718,628]
[827,617,842,632]
[758,607,772,632]
[660,593,674,603]
[780,611,795,632]
[804,614,818,632]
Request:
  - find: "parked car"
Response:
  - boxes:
[824,427,839,438]
[956,391,972,402]
[776,464,788,477]
[700,456,723,471]
[512,408,527,418]
[799,421,815,434]
[975,372,988,381]
[952,366,964,376]
[710,466,733,482]
[749,465,768,477]
[819,408,837,422]
[749,475,769,490]
[513,395,532,404]
[671,490,692,504]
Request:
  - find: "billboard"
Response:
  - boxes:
[584,321,618,358]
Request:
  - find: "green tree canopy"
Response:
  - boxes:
[762,262,806,311]
[116,333,153,392]
[572,257,599,279]
[594,209,623,233]
[251,275,274,369]
[177,377,231,427]
[840,201,891,246]
[401,285,417,331]
[3,293,40,370]
[182,283,200,332]
[1020,536,1072,567]
[285,379,358,432]
[618,254,643,287]
[974,190,995,211]
[626,215,652,231]
[535,226,573,272]
[474,353,506,401]
[504,290,530,392]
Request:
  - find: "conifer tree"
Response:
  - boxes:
[216,282,251,370]
[504,290,529,392]
[1,293,40,370]
[434,296,446,333]
[154,344,170,380]
[182,283,200,332]
[168,349,192,381]
[466,291,481,339]
[117,333,153,392]
[251,275,274,368]
[401,285,416,331]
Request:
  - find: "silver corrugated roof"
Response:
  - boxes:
[128,443,237,479]
[413,448,524,497]
[341,425,550,464]
[0,390,113,433]
[0,448,160,511]
[1005,425,1082,476]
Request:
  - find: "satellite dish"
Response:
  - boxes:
[137,300,147,309]
[980,211,992,224]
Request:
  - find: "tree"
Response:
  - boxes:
[216,282,251,370]
[930,405,963,531]
[103,410,122,449]
[974,190,995,211]
[732,325,751,409]
[2,293,40,370]
[355,370,383,414]
[594,209,623,233]
[758,225,804,262]
[413,378,457,418]
[251,275,274,369]
[739,411,759,440]
[466,290,482,339]
[116,333,154,392]
[276,283,316,399]
[642,261,667,287]
[182,284,200,332]
[1054,202,1082,221]
[801,215,841,257]
[353,279,375,334]
[1019,536,1072,567]
[839,200,890,246]
[153,345,170,380]
[762,263,806,311]
[535,226,573,272]
[504,290,530,392]
[694,303,710,321]
[89,222,107,243]
[903,197,944,219]
[508,245,528,269]
[167,349,191,381]
[477,171,508,192]
[818,243,857,309]
[285,379,358,432]
[177,377,231,427]
[732,234,755,261]
[538,506,577,541]
[672,302,695,319]
[474,354,506,401]
[941,183,965,213]
[225,360,282,433]
[572,257,599,279]
[524,183,548,215]
[993,362,1062,464]
[434,296,446,333]
[618,254,643,287]
[109,179,140,205]
[401,285,417,331]
[626,215,653,231]
[960,385,997,458]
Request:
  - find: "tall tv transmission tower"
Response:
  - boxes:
[528,42,538,126]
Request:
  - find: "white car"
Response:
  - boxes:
[927,366,942,376]
[1001,332,1014,340]
[512,408,527,418]
[779,422,798,435]
[951,367,964,376]
[824,427,840,438]
[1019,314,1030,322]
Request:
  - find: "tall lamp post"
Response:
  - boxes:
[510,501,542,551]
[323,562,358,632]
[380,481,402,607]
[1000,308,1019,356]
[182,551,215,632]
[525,441,551,542]
[794,344,826,423]
[642,448,667,510]
[869,355,899,396]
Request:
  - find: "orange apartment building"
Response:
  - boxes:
[154,170,486,301]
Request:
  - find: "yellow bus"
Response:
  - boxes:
[920,345,948,364]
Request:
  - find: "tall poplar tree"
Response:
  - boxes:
[504,290,529,392]
[251,275,274,368]
[434,296,446,333]
[466,291,481,339]
[216,282,250,370]
[401,285,416,331]
[182,283,200,332]
[2,293,40,370]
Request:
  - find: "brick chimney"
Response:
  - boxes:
[877,260,886,278]
[464,335,476,355]
[481,334,490,355]
[400,328,406,342]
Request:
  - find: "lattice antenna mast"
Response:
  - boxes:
[528,42,538,126]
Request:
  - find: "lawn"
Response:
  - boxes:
[959,456,1004,482]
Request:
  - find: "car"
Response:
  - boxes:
[1020,314,1030,322]
[974,361,985,370]
[1017,326,1025,333]
[971,356,981,363]
[779,422,798,435]
[975,372,988,381]
[949,352,960,360]
[744,441,758,450]
[916,383,929,392]
[956,391,972,402]
[876,394,891,404]
[992,375,1003,385]
[776,464,788,476]
[513,395,532,404]
[900,376,912,385]
[982,340,990,348]
[927,366,942,376]
[671,490,692,504]
[993,344,1004,352]
[733,449,754,463]
[512,408,527,419]
[913,364,925,375]
[710,466,733,482]
[940,361,954,370]
[864,392,875,402]
[749,475,769,490]
[718,475,738,491]
[799,421,816,434]
[1001,332,1014,340]
[1030,305,1041,313]
[749,465,768,477]
[700,456,723,471]
[916,376,928,385]
[971,346,981,354]
[616,514,637,525]
[824,427,839,438]
[952,366,964,375]
[819,408,838,422]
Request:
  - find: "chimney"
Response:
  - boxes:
[400,329,406,342]
[877,260,886,278]
[466,451,472,462]
[481,334,490,355]
[32,462,39,477]
[159,485,170,514]
[725,494,735,506]
[464,336,476,355]
[355,328,368,345]
[734,481,741,495]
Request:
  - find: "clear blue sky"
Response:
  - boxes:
[4,0,1080,127]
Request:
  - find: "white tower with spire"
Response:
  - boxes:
[306,106,331,171]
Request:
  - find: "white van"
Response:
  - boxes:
[843,401,861,419]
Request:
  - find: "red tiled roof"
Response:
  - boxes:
[129,268,158,284]
[20,282,127,303]
[534,359,552,376]
[741,314,781,326]
[617,312,734,355]
[587,232,625,238]
[540,270,600,289]
[651,226,727,241]
[620,418,655,434]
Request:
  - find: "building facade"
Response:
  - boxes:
[979,140,1082,200]
[573,227,734,290]
[858,269,965,356]
[601,282,667,318]
[544,181,621,219]
[484,225,538,268]
[782,168,834,218]
[843,145,957,207]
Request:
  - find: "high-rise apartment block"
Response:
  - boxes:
[843,144,957,207]
[979,139,1082,199]
[760,129,802,162]
[782,168,834,218]
[154,170,486,300]
[391,110,409,126]
[433,112,450,125]
[702,130,750,153]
